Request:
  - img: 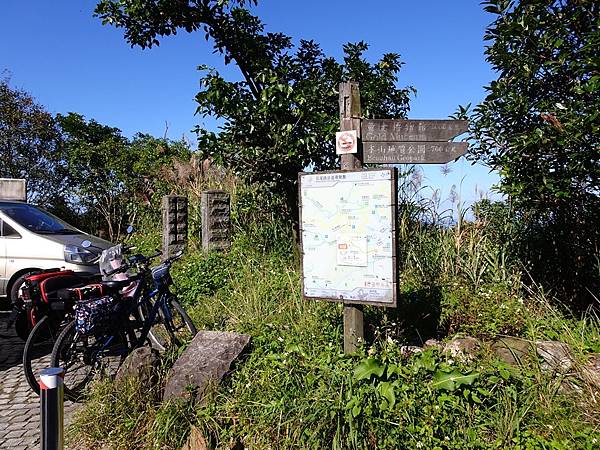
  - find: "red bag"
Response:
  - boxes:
[21,270,93,326]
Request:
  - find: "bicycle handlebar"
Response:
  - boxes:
[102,249,164,277]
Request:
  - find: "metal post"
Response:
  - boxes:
[339,81,365,354]
[40,367,64,450]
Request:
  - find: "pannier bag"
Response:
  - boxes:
[21,270,89,327]
[21,270,78,304]
[74,295,118,335]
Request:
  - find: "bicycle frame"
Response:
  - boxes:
[73,279,175,362]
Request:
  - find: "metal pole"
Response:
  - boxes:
[40,367,64,450]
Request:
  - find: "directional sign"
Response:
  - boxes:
[363,142,467,164]
[362,119,468,142]
[360,119,468,164]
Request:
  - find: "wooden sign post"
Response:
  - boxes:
[339,81,365,354]
[335,82,469,354]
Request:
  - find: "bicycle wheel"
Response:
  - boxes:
[142,296,196,350]
[23,315,63,395]
[50,320,130,401]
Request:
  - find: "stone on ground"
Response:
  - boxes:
[115,346,160,388]
[182,426,209,450]
[443,336,480,360]
[535,340,574,373]
[163,330,251,402]
[492,337,533,366]
[581,354,600,390]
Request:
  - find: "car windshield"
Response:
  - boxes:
[0,203,82,235]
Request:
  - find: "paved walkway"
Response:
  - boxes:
[0,311,78,449]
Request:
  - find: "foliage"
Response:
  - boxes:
[70,213,600,449]
[94,0,414,216]
[440,283,527,338]
[0,77,66,206]
[57,112,191,240]
[173,251,235,302]
[469,0,600,304]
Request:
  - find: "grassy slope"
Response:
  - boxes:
[68,219,600,450]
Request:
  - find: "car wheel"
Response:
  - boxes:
[10,272,36,307]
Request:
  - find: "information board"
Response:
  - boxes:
[299,169,397,307]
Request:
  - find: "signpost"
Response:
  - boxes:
[299,168,398,307]
[0,178,26,201]
[299,81,469,354]
[362,118,468,164]
[363,142,467,164]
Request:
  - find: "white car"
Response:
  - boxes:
[0,200,112,304]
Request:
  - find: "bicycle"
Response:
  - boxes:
[20,269,103,395]
[50,249,197,401]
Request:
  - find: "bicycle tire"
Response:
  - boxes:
[164,299,197,347]
[51,320,130,402]
[23,315,62,395]
[142,297,196,350]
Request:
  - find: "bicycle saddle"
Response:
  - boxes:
[101,279,134,292]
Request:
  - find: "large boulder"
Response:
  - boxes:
[163,330,251,402]
[492,337,533,366]
[535,340,574,373]
[581,354,600,390]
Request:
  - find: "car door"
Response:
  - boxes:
[0,217,22,296]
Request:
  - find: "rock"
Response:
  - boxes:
[163,330,251,402]
[182,426,209,450]
[424,338,442,349]
[492,337,533,366]
[115,346,160,388]
[400,345,423,356]
[535,340,574,373]
[581,354,600,390]
[443,336,480,360]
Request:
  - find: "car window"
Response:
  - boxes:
[0,204,81,235]
[1,219,21,238]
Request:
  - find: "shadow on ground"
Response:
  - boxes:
[365,285,443,346]
[0,311,26,372]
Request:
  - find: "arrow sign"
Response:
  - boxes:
[362,119,468,142]
[363,142,468,164]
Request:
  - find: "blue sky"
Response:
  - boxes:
[1,0,500,208]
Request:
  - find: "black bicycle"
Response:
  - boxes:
[50,249,196,401]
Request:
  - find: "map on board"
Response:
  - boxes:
[299,169,397,306]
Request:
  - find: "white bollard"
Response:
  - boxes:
[39,367,64,450]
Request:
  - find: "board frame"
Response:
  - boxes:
[298,167,398,308]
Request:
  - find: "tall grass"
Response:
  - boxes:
[68,170,600,449]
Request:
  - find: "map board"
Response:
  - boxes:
[299,168,397,307]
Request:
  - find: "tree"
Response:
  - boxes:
[58,113,190,241]
[94,0,414,216]
[470,0,600,303]
[0,78,67,205]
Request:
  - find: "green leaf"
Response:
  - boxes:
[431,370,479,391]
[354,358,385,381]
[377,381,396,410]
